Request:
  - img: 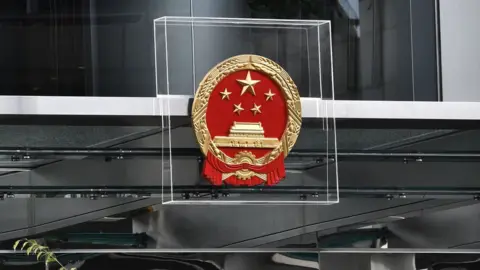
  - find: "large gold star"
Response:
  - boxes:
[264,89,275,101]
[233,103,244,115]
[220,88,231,100]
[237,71,260,96]
[250,103,262,115]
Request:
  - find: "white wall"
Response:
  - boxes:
[440,0,480,101]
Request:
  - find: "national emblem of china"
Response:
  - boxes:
[192,55,302,186]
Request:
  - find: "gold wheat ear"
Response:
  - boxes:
[13,239,76,270]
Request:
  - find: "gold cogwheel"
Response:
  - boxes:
[233,151,256,164]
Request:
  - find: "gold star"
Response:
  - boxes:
[220,88,231,100]
[233,103,244,115]
[237,71,260,96]
[264,89,275,101]
[250,103,262,115]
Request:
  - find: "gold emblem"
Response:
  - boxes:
[192,54,302,172]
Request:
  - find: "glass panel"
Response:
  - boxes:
[155,17,338,204]
[156,17,332,98]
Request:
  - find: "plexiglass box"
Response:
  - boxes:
[154,17,338,204]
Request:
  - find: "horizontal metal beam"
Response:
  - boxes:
[1,147,480,162]
[0,95,477,120]
[4,248,480,254]
[0,186,480,199]
[0,96,478,128]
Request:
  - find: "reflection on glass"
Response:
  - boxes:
[0,0,437,100]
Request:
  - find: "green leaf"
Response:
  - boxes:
[26,245,34,255]
[59,267,66,270]
[71,268,77,270]
[47,256,56,263]
[13,240,21,250]
[32,245,43,254]
[21,241,29,250]
[36,251,45,260]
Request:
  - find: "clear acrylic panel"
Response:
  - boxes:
[155,17,338,204]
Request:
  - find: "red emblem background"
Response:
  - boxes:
[204,70,288,186]
[206,70,287,159]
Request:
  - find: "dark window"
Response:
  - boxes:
[0,0,438,100]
